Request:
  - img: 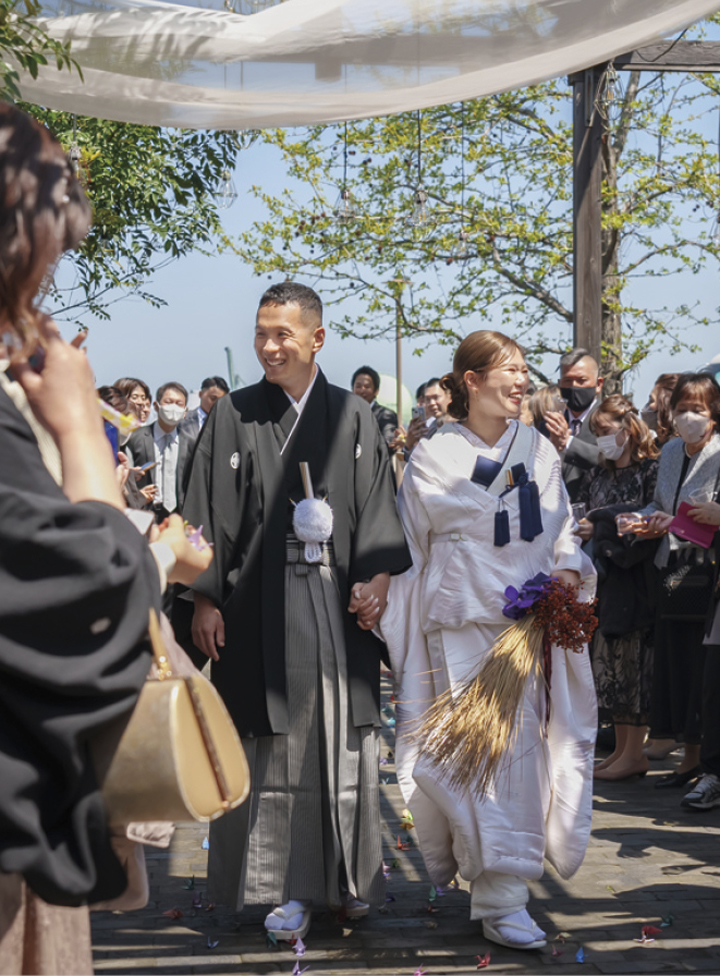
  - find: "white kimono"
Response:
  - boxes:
[380,421,597,917]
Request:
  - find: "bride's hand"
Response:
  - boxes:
[554,569,581,593]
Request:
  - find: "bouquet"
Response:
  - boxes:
[418,573,597,795]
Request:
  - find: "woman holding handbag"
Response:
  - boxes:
[0,104,211,974]
[618,373,720,791]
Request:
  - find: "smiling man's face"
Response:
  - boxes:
[254,302,324,401]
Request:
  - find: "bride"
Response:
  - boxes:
[378,331,597,949]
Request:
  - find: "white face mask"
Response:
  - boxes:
[674,411,710,445]
[597,431,627,461]
[157,403,185,427]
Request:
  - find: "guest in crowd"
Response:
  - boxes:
[182,282,410,940]
[379,331,596,950]
[641,373,679,448]
[545,348,603,501]
[126,382,196,520]
[424,376,451,426]
[682,497,720,809]
[574,396,659,781]
[0,103,211,975]
[114,376,152,424]
[619,374,720,791]
[352,365,398,450]
[181,375,229,438]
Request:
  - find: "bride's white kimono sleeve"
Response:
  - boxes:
[379,424,597,888]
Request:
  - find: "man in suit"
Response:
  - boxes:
[351,365,398,452]
[126,381,197,519]
[181,375,230,439]
[544,348,603,502]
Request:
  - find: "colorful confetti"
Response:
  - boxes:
[392,859,400,869]
[554,932,572,943]
[207,938,219,949]
[642,925,662,938]
[182,876,195,890]
[295,937,306,957]
[292,963,309,975]
[400,809,415,830]
[414,968,427,976]
[202,836,209,850]
[266,931,278,949]
[396,836,410,851]
[205,903,215,913]
[192,892,202,909]
[162,908,183,920]
[575,948,586,963]
[428,886,437,903]
[551,945,563,958]
[476,953,491,969]
[660,914,674,928]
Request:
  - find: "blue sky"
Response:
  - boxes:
[53,86,720,420]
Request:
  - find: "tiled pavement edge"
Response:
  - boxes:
[92,674,720,975]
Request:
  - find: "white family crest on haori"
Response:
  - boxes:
[292,461,333,563]
[230,452,240,469]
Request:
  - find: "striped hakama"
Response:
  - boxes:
[207,542,383,910]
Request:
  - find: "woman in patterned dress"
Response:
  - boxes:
[575,396,659,780]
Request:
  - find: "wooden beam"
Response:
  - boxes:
[571,68,603,363]
[614,40,720,72]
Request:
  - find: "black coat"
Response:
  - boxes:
[588,505,659,639]
[0,386,159,906]
[179,372,412,738]
[371,399,399,451]
[127,422,197,512]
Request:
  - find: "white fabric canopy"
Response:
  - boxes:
[19,0,720,129]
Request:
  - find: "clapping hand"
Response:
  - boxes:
[544,411,570,452]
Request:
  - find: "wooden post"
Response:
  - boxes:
[571,67,603,363]
[395,296,403,423]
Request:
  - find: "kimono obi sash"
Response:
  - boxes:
[469,421,543,546]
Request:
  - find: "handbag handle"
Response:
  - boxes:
[148,608,173,681]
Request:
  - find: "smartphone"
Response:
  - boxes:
[550,394,566,413]
[412,405,425,422]
[140,460,158,472]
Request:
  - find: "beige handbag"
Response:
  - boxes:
[102,610,250,824]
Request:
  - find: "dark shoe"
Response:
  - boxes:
[654,765,702,789]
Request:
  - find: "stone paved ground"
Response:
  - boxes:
[92,675,720,975]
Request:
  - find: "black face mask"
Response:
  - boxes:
[560,386,596,414]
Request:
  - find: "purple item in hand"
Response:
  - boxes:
[502,572,553,620]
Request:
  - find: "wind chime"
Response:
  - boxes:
[333,121,358,224]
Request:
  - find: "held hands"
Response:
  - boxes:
[348,572,391,630]
[157,514,213,587]
[544,411,570,452]
[689,500,720,526]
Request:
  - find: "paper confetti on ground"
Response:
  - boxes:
[635,924,663,944]
[552,945,563,957]
[396,836,410,851]
[162,908,183,920]
[266,931,278,949]
[428,885,437,902]
[400,809,415,830]
[661,914,674,928]
[202,836,210,850]
[192,892,202,909]
[207,938,219,949]
[476,952,491,969]
[183,877,195,889]
[575,947,586,963]
[554,932,572,943]
[205,903,215,912]
[414,967,427,975]
[292,963,309,976]
[295,937,306,957]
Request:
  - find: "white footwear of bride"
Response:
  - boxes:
[482,909,547,950]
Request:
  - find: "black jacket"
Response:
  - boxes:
[563,410,600,502]
[127,422,197,513]
[589,504,659,639]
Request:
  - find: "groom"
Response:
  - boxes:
[181,282,410,937]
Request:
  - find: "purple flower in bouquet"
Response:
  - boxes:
[502,572,553,620]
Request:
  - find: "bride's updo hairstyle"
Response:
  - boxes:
[441,330,524,420]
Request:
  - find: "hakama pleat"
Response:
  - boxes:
[208,561,382,910]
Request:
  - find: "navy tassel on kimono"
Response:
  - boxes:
[511,462,544,542]
[494,508,511,547]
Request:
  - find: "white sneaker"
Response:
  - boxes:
[681,773,720,810]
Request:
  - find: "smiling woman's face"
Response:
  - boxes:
[467,349,530,419]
